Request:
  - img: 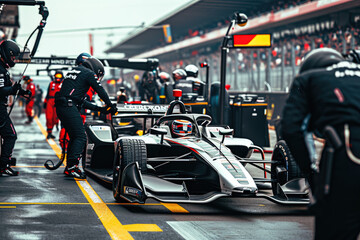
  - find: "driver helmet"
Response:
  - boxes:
[83,57,105,79]
[171,120,192,137]
[54,71,64,83]
[172,69,187,81]
[23,76,32,84]
[76,52,91,65]
[0,40,20,68]
[299,48,344,74]
[184,64,199,78]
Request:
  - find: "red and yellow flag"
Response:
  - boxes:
[233,34,271,47]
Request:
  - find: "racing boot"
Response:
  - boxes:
[47,133,56,139]
[25,116,33,124]
[64,165,86,179]
[0,165,19,176]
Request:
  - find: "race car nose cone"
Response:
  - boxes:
[173,89,182,98]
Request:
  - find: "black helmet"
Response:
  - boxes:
[159,71,170,83]
[184,64,199,78]
[76,52,91,65]
[0,40,20,68]
[299,48,344,74]
[172,69,187,81]
[23,75,32,83]
[83,57,105,79]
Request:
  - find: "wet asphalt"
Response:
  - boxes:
[0,105,314,240]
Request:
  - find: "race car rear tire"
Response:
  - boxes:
[113,139,147,202]
[271,140,302,196]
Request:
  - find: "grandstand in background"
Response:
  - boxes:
[106,0,360,92]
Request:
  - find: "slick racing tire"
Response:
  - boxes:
[113,139,147,202]
[271,140,302,196]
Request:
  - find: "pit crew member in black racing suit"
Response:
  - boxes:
[281,48,360,240]
[55,57,116,179]
[0,40,31,176]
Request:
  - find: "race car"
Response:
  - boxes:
[83,90,308,205]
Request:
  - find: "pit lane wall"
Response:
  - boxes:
[228,91,289,147]
[228,91,289,126]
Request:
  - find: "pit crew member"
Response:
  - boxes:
[55,57,116,179]
[0,40,30,176]
[44,71,63,139]
[23,76,36,124]
[281,48,360,239]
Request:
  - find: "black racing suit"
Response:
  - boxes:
[281,61,360,240]
[55,66,112,167]
[0,63,17,167]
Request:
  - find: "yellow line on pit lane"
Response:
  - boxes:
[34,115,162,238]
[0,206,16,208]
[34,116,62,159]
[161,203,189,213]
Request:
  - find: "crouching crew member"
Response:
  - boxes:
[0,40,31,176]
[55,57,116,179]
[23,76,36,124]
[281,48,360,239]
[44,71,63,139]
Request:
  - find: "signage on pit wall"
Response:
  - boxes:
[232,34,272,48]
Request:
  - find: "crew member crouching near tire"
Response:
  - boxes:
[55,57,116,179]
[23,76,35,124]
[44,71,63,139]
[0,40,31,176]
[281,48,360,239]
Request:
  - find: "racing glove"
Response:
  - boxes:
[19,89,32,99]
[106,103,118,115]
[99,104,118,115]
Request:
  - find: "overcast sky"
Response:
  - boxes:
[16,0,192,58]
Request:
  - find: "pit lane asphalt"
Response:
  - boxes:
[0,105,314,240]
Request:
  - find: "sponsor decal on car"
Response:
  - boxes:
[124,186,142,197]
[120,104,168,113]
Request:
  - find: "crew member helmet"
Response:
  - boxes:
[172,69,187,81]
[83,57,105,79]
[54,71,64,82]
[23,75,32,83]
[159,72,170,83]
[299,48,344,74]
[184,64,199,78]
[0,40,20,68]
[76,52,91,65]
[171,120,192,137]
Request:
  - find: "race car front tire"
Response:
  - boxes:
[270,140,302,196]
[113,138,147,202]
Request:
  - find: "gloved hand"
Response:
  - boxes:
[11,82,21,95]
[19,89,32,99]
[99,104,117,115]
[106,103,118,115]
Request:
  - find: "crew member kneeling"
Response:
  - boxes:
[55,57,116,179]
[281,48,360,239]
